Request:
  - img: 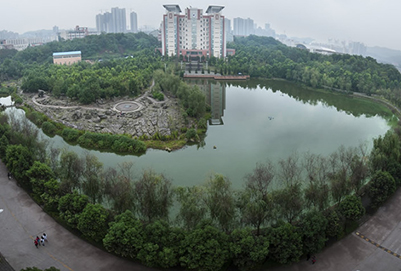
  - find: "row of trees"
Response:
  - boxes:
[1,109,400,270]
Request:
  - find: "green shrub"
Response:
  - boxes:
[26,111,46,127]
[152,90,164,101]
[185,128,198,141]
[42,121,57,137]
[62,128,81,142]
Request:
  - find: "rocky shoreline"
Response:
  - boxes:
[22,91,188,138]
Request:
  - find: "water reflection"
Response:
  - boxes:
[188,79,226,125]
[226,79,393,119]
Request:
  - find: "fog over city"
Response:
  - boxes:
[1,0,400,50]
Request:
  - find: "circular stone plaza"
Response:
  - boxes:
[113,101,142,113]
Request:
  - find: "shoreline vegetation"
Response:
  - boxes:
[1,106,401,270]
[1,33,401,270]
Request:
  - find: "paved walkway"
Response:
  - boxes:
[268,188,401,271]
[1,155,401,271]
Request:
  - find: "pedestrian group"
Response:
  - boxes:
[34,233,48,248]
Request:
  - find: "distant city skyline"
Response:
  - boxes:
[1,0,401,50]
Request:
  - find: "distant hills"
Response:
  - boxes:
[366,46,401,70]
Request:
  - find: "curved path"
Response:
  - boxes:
[2,153,401,271]
[31,80,164,114]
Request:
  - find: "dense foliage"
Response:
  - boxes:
[154,70,206,118]
[3,108,401,270]
[20,52,160,104]
[212,36,401,106]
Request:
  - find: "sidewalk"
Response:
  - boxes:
[268,187,401,271]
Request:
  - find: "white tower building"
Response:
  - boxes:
[161,5,226,58]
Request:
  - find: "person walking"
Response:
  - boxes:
[40,236,45,246]
[36,236,41,246]
[34,239,39,248]
[42,233,48,242]
[311,255,317,264]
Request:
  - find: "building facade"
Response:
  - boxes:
[130,12,138,33]
[233,17,254,36]
[53,51,82,65]
[160,5,226,58]
[96,8,126,33]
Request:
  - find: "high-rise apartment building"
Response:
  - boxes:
[96,8,126,34]
[160,5,226,58]
[233,17,254,36]
[112,7,126,33]
[130,12,138,33]
[225,18,233,42]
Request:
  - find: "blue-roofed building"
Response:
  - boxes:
[53,51,82,65]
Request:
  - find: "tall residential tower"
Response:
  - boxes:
[160,5,226,58]
[96,7,126,33]
[130,11,138,33]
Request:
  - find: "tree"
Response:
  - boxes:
[267,222,303,264]
[175,186,207,230]
[278,153,302,188]
[324,208,342,239]
[81,153,104,204]
[349,150,369,193]
[230,228,269,271]
[238,161,275,234]
[299,211,328,254]
[103,165,135,214]
[204,174,236,232]
[58,191,89,229]
[77,203,109,243]
[327,147,353,204]
[387,159,401,187]
[368,171,396,209]
[303,153,330,211]
[26,161,55,197]
[137,220,185,268]
[40,179,61,212]
[134,169,173,223]
[103,210,144,259]
[58,149,84,193]
[370,131,400,172]
[5,144,34,188]
[273,183,304,224]
[338,195,365,222]
[179,223,230,271]
[0,134,9,159]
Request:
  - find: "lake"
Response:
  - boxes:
[6,80,393,188]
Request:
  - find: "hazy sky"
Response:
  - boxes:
[1,0,400,50]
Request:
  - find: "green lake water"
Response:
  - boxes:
[6,80,393,189]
